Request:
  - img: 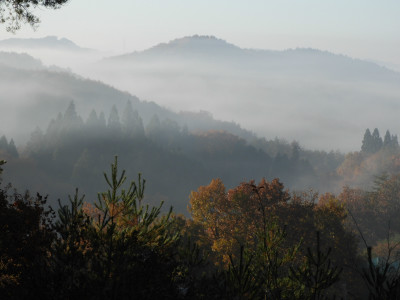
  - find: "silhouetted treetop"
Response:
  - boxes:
[361,128,383,154]
[0,0,70,32]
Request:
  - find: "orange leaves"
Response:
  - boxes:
[189,178,227,239]
[189,177,291,262]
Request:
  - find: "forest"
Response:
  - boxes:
[2,151,400,299]
[2,100,400,298]
[2,3,400,298]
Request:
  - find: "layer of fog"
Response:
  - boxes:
[2,36,400,153]
[86,57,400,152]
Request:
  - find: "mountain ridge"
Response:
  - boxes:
[0,36,94,52]
[103,35,399,74]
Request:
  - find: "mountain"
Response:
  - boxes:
[107,35,243,62]
[0,51,255,146]
[0,51,44,70]
[0,36,104,73]
[91,35,400,151]
[104,35,400,82]
[0,36,93,52]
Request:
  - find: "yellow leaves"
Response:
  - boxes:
[317,193,347,220]
[189,177,293,265]
[189,178,227,232]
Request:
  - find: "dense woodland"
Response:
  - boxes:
[0,101,324,213]
[1,2,400,298]
[2,153,400,299]
[2,47,400,300]
[1,101,400,298]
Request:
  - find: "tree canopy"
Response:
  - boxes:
[0,0,69,32]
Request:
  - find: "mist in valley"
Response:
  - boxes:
[3,2,400,298]
[1,35,400,215]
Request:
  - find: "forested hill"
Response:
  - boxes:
[1,101,322,214]
[0,51,255,145]
[95,35,400,151]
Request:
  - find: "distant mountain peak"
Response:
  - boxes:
[146,35,240,53]
[108,35,242,61]
[0,36,93,52]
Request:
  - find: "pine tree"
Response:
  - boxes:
[392,135,399,148]
[372,128,383,153]
[361,129,373,153]
[26,127,44,153]
[383,130,392,148]
[122,101,145,138]
[0,135,8,151]
[107,105,121,133]
[63,101,83,131]
[362,128,383,154]
[7,139,18,158]
[146,114,161,140]
[86,109,99,128]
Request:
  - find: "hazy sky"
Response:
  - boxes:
[0,0,399,66]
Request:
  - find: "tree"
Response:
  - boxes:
[107,105,121,134]
[290,232,342,300]
[0,186,55,299]
[0,0,70,32]
[372,128,383,153]
[0,159,5,174]
[383,130,399,150]
[121,101,145,138]
[62,101,83,131]
[384,130,392,148]
[361,129,374,154]
[7,138,18,158]
[0,135,7,151]
[81,157,181,298]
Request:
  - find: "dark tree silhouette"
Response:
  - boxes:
[0,0,70,32]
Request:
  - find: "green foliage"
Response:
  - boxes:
[290,232,342,300]
[254,223,302,299]
[218,246,261,299]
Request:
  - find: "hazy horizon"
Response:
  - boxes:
[1,1,400,153]
[1,34,400,152]
[0,1,399,68]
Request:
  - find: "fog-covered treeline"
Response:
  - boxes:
[2,101,326,213]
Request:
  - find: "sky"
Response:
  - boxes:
[0,0,400,67]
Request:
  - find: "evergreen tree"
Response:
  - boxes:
[372,128,383,153]
[26,127,44,154]
[392,135,399,148]
[146,114,161,140]
[8,139,18,158]
[362,128,383,154]
[383,130,399,150]
[383,130,392,148]
[361,129,373,153]
[0,135,8,151]
[64,101,78,121]
[86,109,99,128]
[62,101,83,130]
[122,101,145,138]
[291,141,300,162]
[107,105,121,133]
